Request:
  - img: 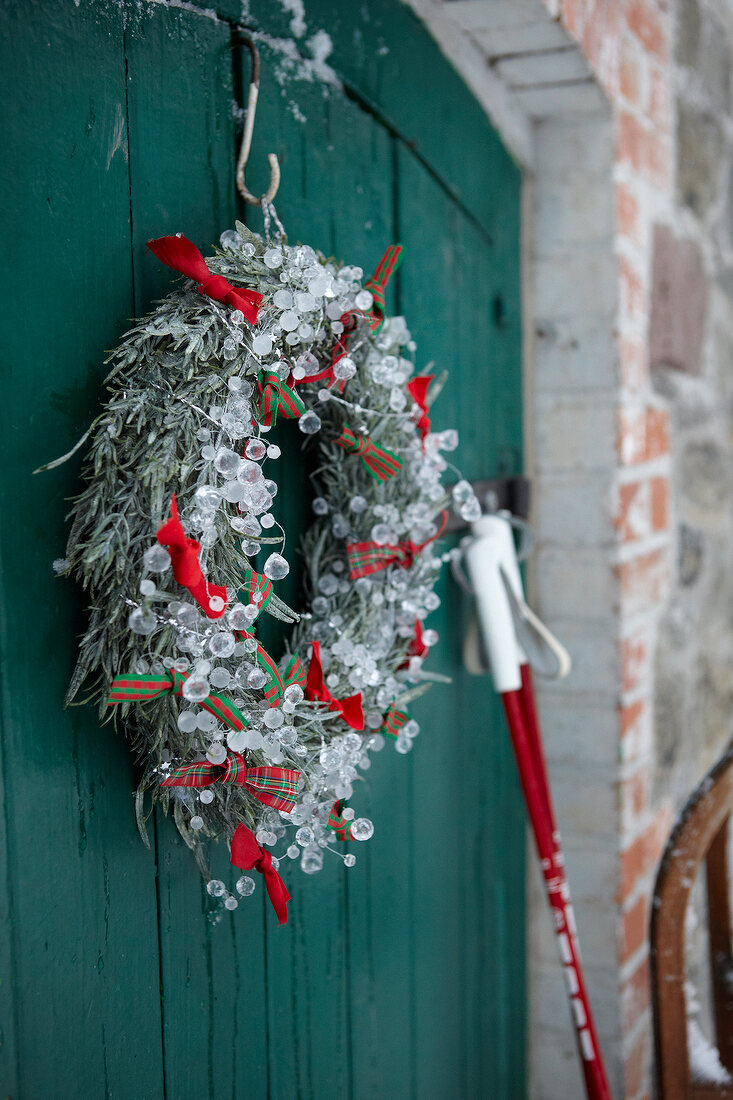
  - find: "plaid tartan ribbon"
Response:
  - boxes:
[346,511,448,580]
[407,374,434,442]
[231,824,291,924]
[327,244,404,378]
[305,641,364,730]
[327,799,354,841]
[107,668,248,731]
[156,494,227,618]
[381,701,409,739]
[257,370,306,428]
[161,753,299,812]
[335,423,402,481]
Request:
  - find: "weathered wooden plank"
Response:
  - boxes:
[122,6,273,1098]
[0,1,165,1096]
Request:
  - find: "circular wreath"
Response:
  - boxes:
[59,220,482,921]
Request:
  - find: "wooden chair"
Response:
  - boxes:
[651,742,733,1099]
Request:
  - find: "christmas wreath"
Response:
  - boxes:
[57,221,483,922]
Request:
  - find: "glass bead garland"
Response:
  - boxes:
[64,218,484,914]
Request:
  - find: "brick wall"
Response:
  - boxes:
[408,0,732,1094]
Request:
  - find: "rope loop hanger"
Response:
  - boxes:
[233,32,281,206]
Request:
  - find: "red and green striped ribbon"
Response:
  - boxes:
[257,370,306,427]
[263,652,306,704]
[161,753,299,813]
[335,423,402,481]
[346,539,417,579]
[107,669,248,731]
[237,567,273,620]
[364,244,403,333]
[381,701,409,739]
[346,510,447,580]
[327,799,354,841]
[331,244,403,371]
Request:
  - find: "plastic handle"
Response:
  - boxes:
[463,514,526,693]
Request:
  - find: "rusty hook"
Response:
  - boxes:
[233,33,281,206]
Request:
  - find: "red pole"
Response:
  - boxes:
[502,688,612,1100]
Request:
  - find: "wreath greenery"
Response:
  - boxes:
[56,220,482,919]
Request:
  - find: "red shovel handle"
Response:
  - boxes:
[502,688,612,1100]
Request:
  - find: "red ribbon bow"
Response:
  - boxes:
[399,618,429,669]
[161,755,300,814]
[156,495,227,618]
[407,375,434,441]
[346,511,448,581]
[231,824,291,924]
[147,235,263,324]
[305,641,364,730]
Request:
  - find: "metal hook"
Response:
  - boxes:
[233,33,281,206]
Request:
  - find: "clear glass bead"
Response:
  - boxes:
[209,632,236,658]
[235,875,256,896]
[267,444,281,459]
[143,544,171,572]
[264,248,283,269]
[139,578,156,596]
[298,410,321,435]
[182,676,210,703]
[177,710,198,733]
[312,497,328,515]
[224,896,239,910]
[206,879,226,897]
[129,607,157,635]
[264,553,289,580]
[245,438,267,460]
[350,818,374,841]
[190,815,204,831]
[296,826,314,847]
[214,448,241,479]
[199,789,214,804]
[247,668,268,689]
[252,333,273,356]
[344,853,356,867]
[206,742,227,765]
[283,683,304,704]
[263,708,284,730]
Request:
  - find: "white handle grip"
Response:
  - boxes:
[463,514,526,693]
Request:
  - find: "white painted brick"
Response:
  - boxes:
[535,546,618,620]
[533,252,617,319]
[535,182,614,254]
[534,395,617,473]
[535,474,614,545]
[473,20,572,56]
[496,46,591,86]
[541,764,617,838]
[533,311,618,393]
[532,693,619,767]
[518,79,609,117]
[535,113,614,179]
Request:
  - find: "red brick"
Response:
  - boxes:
[621,628,650,694]
[621,890,650,963]
[623,955,651,1032]
[620,809,673,899]
[616,548,669,613]
[650,476,669,531]
[617,109,670,183]
[619,254,646,320]
[583,0,621,86]
[617,181,641,244]
[560,0,584,41]
[615,479,650,542]
[648,61,670,130]
[626,0,668,60]
[620,698,653,764]
[625,1022,652,1098]
[622,764,652,838]
[618,405,670,465]
[619,37,643,105]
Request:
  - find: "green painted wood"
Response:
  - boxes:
[0,2,525,1097]
[0,1,165,1096]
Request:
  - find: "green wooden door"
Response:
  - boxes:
[0,2,525,1097]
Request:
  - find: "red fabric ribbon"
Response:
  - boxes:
[399,618,429,668]
[156,495,227,618]
[230,824,291,925]
[407,375,434,441]
[305,641,364,730]
[147,235,263,324]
